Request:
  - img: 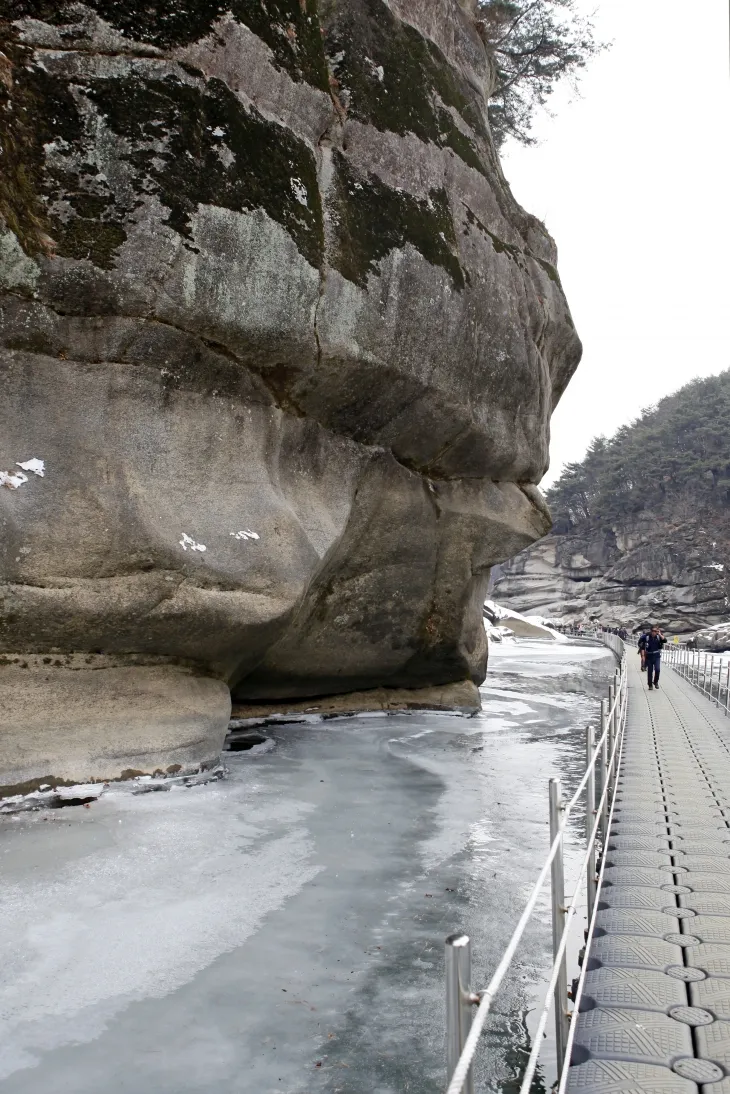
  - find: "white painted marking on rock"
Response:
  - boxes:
[179,533,207,553]
[230,530,260,541]
[17,458,45,477]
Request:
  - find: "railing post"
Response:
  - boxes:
[726,663,730,716]
[600,698,609,839]
[445,934,475,1094]
[549,777,569,1069]
[608,682,615,784]
[703,654,708,695]
[586,726,597,924]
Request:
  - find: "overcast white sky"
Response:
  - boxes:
[501,0,730,489]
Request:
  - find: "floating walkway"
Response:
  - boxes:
[568,652,730,1092]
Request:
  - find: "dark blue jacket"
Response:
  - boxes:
[645,633,666,655]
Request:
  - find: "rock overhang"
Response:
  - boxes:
[0,0,581,789]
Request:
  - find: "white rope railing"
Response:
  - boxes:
[444,632,627,1094]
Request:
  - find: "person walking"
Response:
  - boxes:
[638,629,649,671]
[644,625,667,690]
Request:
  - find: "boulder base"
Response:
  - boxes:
[0,655,231,797]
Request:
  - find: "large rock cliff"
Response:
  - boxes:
[492,519,729,633]
[0,0,580,794]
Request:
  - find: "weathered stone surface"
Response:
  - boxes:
[0,654,231,796]
[0,0,580,789]
[230,679,481,724]
[493,516,729,633]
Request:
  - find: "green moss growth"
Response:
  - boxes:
[462,203,524,263]
[1,12,324,269]
[326,0,489,176]
[0,32,70,255]
[534,255,562,286]
[54,219,127,268]
[8,0,329,90]
[331,151,464,291]
[85,72,324,268]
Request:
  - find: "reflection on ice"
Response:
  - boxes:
[0,640,615,1094]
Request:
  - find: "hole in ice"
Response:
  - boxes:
[48,795,97,809]
[225,731,268,752]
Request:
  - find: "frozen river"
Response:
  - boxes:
[0,639,615,1094]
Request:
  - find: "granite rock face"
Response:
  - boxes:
[492,516,729,634]
[0,0,581,792]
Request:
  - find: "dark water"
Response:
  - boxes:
[0,639,615,1094]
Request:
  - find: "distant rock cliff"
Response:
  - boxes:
[492,519,729,632]
[493,373,730,632]
[0,0,580,794]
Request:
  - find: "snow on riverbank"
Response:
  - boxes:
[484,600,568,642]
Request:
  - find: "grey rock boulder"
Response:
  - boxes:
[0,0,580,793]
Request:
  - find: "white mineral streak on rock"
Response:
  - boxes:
[290,178,308,205]
[0,470,28,489]
[17,458,45,476]
[230,530,260,541]
[179,533,207,552]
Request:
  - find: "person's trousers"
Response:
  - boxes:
[646,652,661,687]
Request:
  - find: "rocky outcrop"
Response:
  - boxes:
[492,514,729,633]
[0,0,580,793]
[692,626,730,652]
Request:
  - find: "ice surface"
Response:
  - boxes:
[0,640,615,1094]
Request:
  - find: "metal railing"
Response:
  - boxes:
[666,644,730,713]
[444,632,627,1094]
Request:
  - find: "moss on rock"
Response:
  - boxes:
[324,0,489,175]
[330,151,464,290]
[7,0,329,90]
[0,31,67,256]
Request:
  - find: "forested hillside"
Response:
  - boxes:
[493,371,730,632]
[548,372,730,532]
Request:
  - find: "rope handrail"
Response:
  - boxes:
[518,680,627,1094]
[444,634,627,1094]
[556,702,627,1094]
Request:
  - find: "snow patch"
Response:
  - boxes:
[179,533,206,552]
[290,177,308,206]
[1,456,46,489]
[484,600,567,642]
[365,56,384,81]
[0,470,28,489]
[17,458,45,477]
[230,529,259,541]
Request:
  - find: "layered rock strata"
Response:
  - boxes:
[492,517,729,633]
[0,0,581,793]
